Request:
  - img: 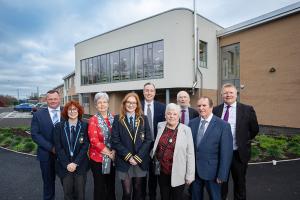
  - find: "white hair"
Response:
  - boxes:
[94,92,109,105]
[165,103,181,116]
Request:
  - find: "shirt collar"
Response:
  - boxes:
[201,113,213,123]
[48,107,60,112]
[224,101,237,108]
[145,100,154,106]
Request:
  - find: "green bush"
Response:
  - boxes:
[0,135,6,143]
[0,128,10,134]
[2,137,13,147]
[266,144,285,158]
[251,145,261,160]
[23,142,36,153]
[287,140,300,156]
[2,132,12,138]
[24,138,32,143]
[12,143,25,152]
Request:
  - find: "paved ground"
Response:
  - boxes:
[1,107,300,199]
[0,147,299,200]
[0,107,32,128]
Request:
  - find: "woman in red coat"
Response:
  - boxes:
[88,92,116,200]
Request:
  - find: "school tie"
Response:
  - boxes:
[181,109,186,124]
[147,104,154,140]
[129,116,134,133]
[70,125,76,151]
[223,105,231,122]
[197,120,207,147]
[52,110,59,125]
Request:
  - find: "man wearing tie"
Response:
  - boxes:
[213,83,259,200]
[189,96,233,200]
[177,91,198,125]
[142,82,166,200]
[31,90,62,200]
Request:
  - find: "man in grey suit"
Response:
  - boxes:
[189,96,233,200]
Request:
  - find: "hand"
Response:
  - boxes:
[67,163,77,172]
[51,147,55,154]
[109,150,116,161]
[185,180,193,185]
[129,157,137,165]
[216,178,223,184]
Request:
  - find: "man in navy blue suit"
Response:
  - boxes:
[31,90,61,200]
[141,82,166,200]
[189,96,233,200]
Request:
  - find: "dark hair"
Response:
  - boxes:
[143,82,156,89]
[47,90,59,95]
[61,100,84,120]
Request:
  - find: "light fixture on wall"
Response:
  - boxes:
[269,67,276,73]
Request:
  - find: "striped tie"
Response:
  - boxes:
[52,110,59,125]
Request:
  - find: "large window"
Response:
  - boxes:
[80,40,164,85]
[199,40,207,68]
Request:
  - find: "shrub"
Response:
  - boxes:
[251,145,261,160]
[23,142,36,153]
[12,143,25,152]
[0,135,5,143]
[2,138,13,147]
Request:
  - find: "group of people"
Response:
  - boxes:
[31,82,259,200]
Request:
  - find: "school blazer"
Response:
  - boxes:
[111,115,152,172]
[53,120,90,178]
[151,122,195,187]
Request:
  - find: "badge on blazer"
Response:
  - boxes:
[79,135,84,143]
[140,132,145,141]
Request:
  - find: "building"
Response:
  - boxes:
[75,8,222,115]
[73,2,300,129]
[217,2,300,129]
[53,84,64,106]
[63,71,79,104]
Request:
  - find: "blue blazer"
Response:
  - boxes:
[111,115,152,172]
[189,115,233,181]
[141,100,166,139]
[31,108,59,161]
[53,120,89,178]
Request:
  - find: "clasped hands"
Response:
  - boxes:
[102,147,115,160]
[67,163,77,172]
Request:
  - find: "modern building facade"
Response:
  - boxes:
[63,71,79,104]
[217,2,300,128]
[73,2,300,129]
[75,8,222,115]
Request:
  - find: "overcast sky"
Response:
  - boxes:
[0,0,298,99]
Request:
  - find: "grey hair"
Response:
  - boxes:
[165,103,181,116]
[94,92,109,105]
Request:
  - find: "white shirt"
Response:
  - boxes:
[144,100,154,122]
[48,107,61,123]
[200,113,213,135]
[221,102,237,150]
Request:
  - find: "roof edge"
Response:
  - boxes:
[217,2,300,37]
[75,7,222,46]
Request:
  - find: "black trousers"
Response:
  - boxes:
[90,159,116,200]
[142,157,158,200]
[158,171,185,200]
[61,173,87,200]
[221,150,248,200]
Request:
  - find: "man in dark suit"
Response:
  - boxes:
[141,82,166,200]
[177,91,198,125]
[31,90,62,200]
[213,83,259,200]
[189,96,233,200]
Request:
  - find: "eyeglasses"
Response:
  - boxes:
[126,101,137,106]
[68,108,78,113]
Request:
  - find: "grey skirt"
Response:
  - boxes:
[117,165,147,180]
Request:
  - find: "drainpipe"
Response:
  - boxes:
[192,0,203,97]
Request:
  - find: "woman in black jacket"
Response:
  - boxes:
[53,100,89,200]
[111,92,152,200]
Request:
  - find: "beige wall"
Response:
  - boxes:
[220,13,300,128]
